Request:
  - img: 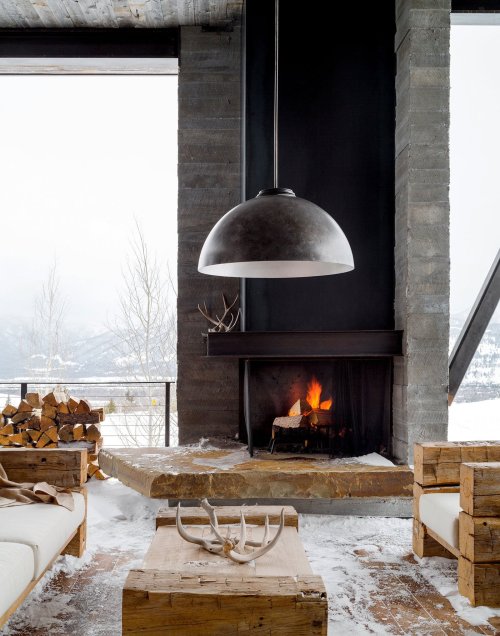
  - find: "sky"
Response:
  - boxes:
[450,24,500,321]
[0,75,178,331]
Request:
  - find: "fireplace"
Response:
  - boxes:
[206,330,403,456]
[248,360,392,456]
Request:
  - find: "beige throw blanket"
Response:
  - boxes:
[0,463,74,511]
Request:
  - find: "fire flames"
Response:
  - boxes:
[307,377,332,411]
[288,376,332,416]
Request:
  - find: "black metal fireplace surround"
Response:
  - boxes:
[207,331,402,456]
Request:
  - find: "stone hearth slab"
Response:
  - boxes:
[99,447,413,501]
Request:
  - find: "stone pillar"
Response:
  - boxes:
[393,0,451,463]
[177,26,241,444]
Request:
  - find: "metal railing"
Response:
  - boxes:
[0,381,177,447]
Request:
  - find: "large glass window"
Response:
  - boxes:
[449,19,500,439]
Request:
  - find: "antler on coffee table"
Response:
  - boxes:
[176,498,285,563]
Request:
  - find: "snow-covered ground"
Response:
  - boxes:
[3,479,500,635]
[449,398,500,441]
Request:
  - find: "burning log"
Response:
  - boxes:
[272,415,308,429]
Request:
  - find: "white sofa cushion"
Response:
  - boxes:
[419,492,461,550]
[0,542,35,619]
[0,492,85,578]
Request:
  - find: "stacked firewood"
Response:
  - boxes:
[0,389,105,479]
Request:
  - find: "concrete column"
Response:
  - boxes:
[177,26,241,443]
[393,0,451,463]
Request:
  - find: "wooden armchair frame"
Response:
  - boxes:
[413,441,500,607]
[0,448,88,627]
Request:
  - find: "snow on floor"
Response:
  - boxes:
[3,479,500,635]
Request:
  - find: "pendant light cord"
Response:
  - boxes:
[273,0,279,189]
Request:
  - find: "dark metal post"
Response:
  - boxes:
[244,359,253,456]
[20,382,28,400]
[164,382,171,447]
[449,249,500,403]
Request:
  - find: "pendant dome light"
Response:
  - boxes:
[198,0,354,279]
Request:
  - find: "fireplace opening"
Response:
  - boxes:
[244,359,392,457]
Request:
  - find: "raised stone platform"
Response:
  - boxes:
[99,447,413,512]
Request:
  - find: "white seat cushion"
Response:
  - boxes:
[0,541,35,619]
[419,492,461,550]
[0,492,85,578]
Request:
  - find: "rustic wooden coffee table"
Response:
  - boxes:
[122,505,327,635]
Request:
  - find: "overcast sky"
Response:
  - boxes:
[450,24,500,320]
[0,26,498,334]
[0,75,177,331]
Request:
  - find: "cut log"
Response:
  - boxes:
[40,415,55,431]
[7,433,23,446]
[12,411,32,425]
[2,404,17,418]
[75,399,92,414]
[73,424,85,441]
[58,424,74,443]
[309,409,332,427]
[87,462,100,477]
[43,391,60,407]
[92,468,107,480]
[41,403,57,419]
[16,420,32,431]
[27,414,41,430]
[272,415,308,429]
[25,392,43,409]
[36,433,52,448]
[288,399,311,416]
[67,397,80,413]
[93,407,105,422]
[57,402,70,414]
[45,426,59,443]
[86,424,101,443]
[21,431,30,446]
[58,412,100,426]
[28,429,43,442]
[0,423,14,436]
[17,400,33,414]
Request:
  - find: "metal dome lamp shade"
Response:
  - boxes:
[198,0,354,279]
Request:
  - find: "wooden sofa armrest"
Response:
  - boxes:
[414,441,500,487]
[460,461,500,517]
[0,448,87,488]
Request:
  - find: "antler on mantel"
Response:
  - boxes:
[176,498,285,563]
[197,293,241,333]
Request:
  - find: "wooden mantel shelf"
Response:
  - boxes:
[206,330,403,359]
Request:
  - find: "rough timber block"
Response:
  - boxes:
[157,504,299,529]
[460,462,500,517]
[123,571,327,635]
[0,448,87,487]
[458,557,500,607]
[414,442,500,487]
[412,518,454,559]
[459,511,500,564]
[123,504,327,634]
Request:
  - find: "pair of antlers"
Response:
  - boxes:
[176,498,285,564]
[197,293,241,333]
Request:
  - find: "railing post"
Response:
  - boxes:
[20,382,28,400]
[164,382,170,447]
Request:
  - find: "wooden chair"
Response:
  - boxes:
[413,441,500,607]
